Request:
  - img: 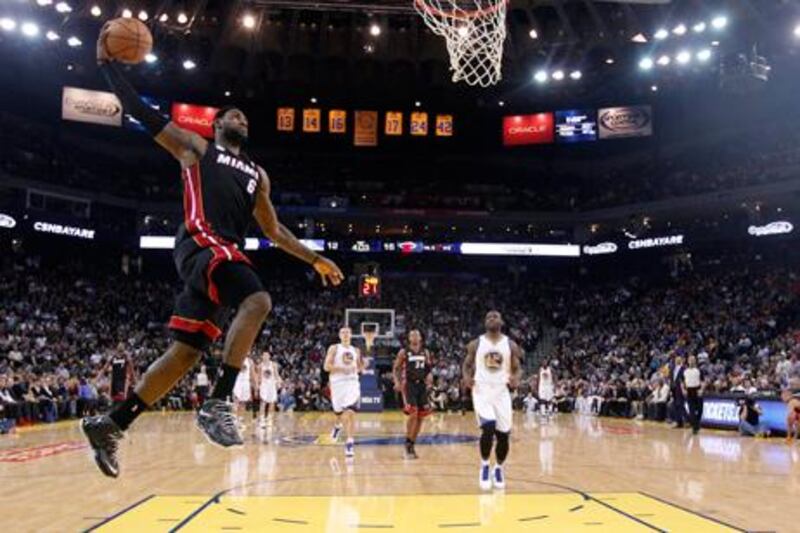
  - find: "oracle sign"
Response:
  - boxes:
[171,103,219,138]
[503,113,554,146]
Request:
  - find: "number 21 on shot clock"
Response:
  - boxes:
[436,114,453,137]
[410,112,428,136]
[277,107,295,132]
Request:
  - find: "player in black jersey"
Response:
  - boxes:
[393,330,433,459]
[81,25,344,478]
[99,345,135,405]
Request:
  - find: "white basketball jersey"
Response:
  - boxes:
[539,367,553,387]
[474,334,511,386]
[261,361,277,386]
[330,343,360,385]
[235,358,252,386]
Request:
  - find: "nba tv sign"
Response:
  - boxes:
[62,87,122,127]
[502,113,554,146]
[598,105,653,139]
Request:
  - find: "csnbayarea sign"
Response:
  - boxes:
[33,221,95,240]
[627,235,684,250]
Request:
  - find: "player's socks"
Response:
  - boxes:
[492,464,505,489]
[479,460,491,491]
[109,392,148,431]
[345,438,355,457]
[211,364,240,401]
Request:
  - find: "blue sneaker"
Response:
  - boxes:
[493,465,505,489]
[479,463,491,491]
[345,439,355,457]
[330,424,342,442]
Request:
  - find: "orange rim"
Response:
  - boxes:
[415,0,508,21]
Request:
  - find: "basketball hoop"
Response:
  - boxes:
[414,0,508,87]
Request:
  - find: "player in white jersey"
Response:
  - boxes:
[232,355,257,426]
[538,362,555,418]
[324,327,364,457]
[463,310,523,491]
[258,351,282,429]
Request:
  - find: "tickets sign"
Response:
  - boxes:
[329,110,346,134]
[172,103,218,138]
[502,113,554,146]
[277,107,295,132]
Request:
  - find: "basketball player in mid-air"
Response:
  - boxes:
[463,311,523,490]
[538,360,555,419]
[81,25,344,478]
[393,329,433,459]
[258,350,282,428]
[100,344,135,406]
[324,327,364,457]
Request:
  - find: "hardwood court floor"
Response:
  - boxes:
[1,411,798,532]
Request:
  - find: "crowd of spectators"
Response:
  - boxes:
[1,251,798,435]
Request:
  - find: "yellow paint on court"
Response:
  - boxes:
[92,492,740,532]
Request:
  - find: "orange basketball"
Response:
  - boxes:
[103,17,153,64]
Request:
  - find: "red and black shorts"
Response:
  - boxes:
[169,245,265,351]
[403,380,432,417]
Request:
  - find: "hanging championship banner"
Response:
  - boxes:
[435,114,453,137]
[277,107,295,132]
[303,108,321,133]
[385,111,403,136]
[329,109,347,134]
[410,112,429,136]
[354,111,378,147]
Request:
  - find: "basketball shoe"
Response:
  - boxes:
[196,399,244,448]
[330,423,343,442]
[479,462,492,491]
[81,415,123,478]
[492,465,505,489]
[345,438,355,457]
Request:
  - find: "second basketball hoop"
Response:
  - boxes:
[414,0,508,87]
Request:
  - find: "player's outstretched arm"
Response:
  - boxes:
[253,169,343,286]
[462,340,477,389]
[96,24,207,167]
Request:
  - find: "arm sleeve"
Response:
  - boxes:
[99,62,169,135]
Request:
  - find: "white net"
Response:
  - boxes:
[415,0,508,87]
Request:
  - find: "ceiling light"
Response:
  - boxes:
[90,5,101,17]
[631,33,647,43]
[654,28,668,40]
[605,58,614,64]
[672,24,687,36]
[138,10,148,22]
[639,57,654,70]
[370,23,381,36]
[569,70,582,80]
[224,90,231,97]
[67,36,81,47]
[182,59,196,70]
[46,30,59,40]
[159,13,169,23]
[676,50,691,64]
[414,101,421,107]
[310,97,318,104]
[794,25,800,38]
[242,14,256,29]
[552,70,564,80]
[457,25,468,37]
[534,69,548,83]
[55,2,72,13]
[177,12,188,24]
[21,22,39,37]
[498,100,505,107]
[711,16,727,30]
[144,53,157,63]
[36,0,53,6]
[529,29,538,39]
[0,18,16,32]
[692,22,706,33]
[122,9,132,18]
[657,55,671,66]
[651,85,658,92]
[696,49,712,62]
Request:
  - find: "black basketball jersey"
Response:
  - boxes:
[175,144,261,252]
[110,356,128,394]
[404,348,430,383]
